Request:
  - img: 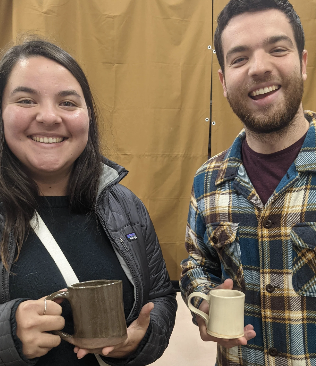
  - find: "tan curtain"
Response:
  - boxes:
[0,0,213,280]
[211,0,316,156]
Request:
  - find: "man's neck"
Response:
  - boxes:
[245,107,309,154]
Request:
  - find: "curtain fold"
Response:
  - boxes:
[1,0,213,279]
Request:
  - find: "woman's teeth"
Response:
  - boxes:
[32,136,64,144]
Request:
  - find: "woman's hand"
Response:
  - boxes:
[74,302,154,359]
[15,297,65,359]
[196,279,256,348]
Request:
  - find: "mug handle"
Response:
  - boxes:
[46,290,74,343]
[187,292,210,323]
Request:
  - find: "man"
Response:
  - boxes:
[180,0,316,365]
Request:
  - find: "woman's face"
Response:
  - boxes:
[1,56,90,186]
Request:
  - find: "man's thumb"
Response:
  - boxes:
[218,278,234,290]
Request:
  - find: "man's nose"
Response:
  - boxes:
[36,104,62,125]
[248,51,272,78]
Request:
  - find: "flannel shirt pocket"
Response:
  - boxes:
[206,222,245,291]
[291,223,316,297]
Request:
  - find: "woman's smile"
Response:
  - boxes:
[1,56,90,182]
[30,136,65,144]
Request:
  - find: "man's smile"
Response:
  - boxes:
[249,85,281,100]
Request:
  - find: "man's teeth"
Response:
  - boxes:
[32,136,63,144]
[250,85,279,97]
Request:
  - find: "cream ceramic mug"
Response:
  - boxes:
[188,289,245,339]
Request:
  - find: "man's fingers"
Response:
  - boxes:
[244,324,256,340]
[198,323,256,348]
[244,324,254,331]
[216,279,234,290]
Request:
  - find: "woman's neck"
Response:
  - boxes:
[34,174,70,196]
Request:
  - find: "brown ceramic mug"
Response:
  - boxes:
[46,279,127,349]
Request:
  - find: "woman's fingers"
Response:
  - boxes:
[16,298,64,359]
[74,303,155,360]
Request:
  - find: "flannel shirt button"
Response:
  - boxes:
[263,219,273,228]
[212,236,218,244]
[266,284,275,293]
[269,347,278,357]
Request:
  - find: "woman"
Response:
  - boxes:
[0,37,176,366]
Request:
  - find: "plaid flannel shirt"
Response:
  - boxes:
[180,111,316,366]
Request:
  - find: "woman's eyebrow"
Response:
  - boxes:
[11,86,37,95]
[10,87,82,98]
[58,90,82,98]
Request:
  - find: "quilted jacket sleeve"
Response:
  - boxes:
[104,188,177,366]
[0,300,35,366]
[129,194,177,366]
[131,196,177,366]
[136,198,177,365]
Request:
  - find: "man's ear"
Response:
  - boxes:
[218,69,227,98]
[302,50,308,81]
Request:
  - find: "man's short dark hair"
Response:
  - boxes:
[214,0,305,73]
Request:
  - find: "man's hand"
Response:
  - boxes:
[15,297,65,359]
[74,302,154,359]
[196,279,256,348]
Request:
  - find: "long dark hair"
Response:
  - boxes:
[0,36,103,270]
[214,0,305,73]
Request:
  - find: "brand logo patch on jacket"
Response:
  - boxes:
[126,233,137,241]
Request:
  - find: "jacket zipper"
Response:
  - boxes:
[1,266,5,303]
[97,214,140,322]
[1,237,13,303]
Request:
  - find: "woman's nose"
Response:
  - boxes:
[35,105,62,125]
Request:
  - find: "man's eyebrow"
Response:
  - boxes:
[58,90,82,98]
[11,86,37,95]
[226,46,250,62]
[263,35,294,47]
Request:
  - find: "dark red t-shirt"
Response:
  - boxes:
[242,134,307,205]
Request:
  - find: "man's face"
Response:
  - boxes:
[218,9,307,134]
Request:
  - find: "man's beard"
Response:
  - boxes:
[226,72,304,134]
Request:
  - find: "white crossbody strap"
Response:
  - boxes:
[30,211,109,366]
[30,211,78,286]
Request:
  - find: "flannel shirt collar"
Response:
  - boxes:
[215,128,245,186]
[215,110,316,186]
[295,111,316,173]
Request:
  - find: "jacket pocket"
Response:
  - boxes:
[206,222,245,291]
[291,223,316,297]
